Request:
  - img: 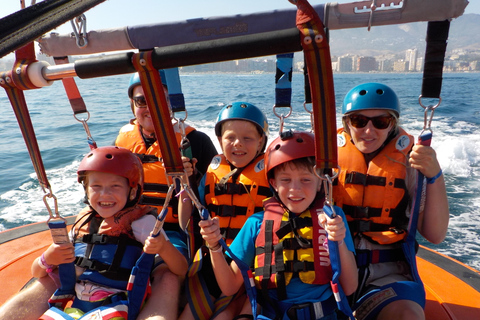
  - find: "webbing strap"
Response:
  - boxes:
[323,205,354,319]
[132,51,184,173]
[275,53,293,108]
[0,44,50,192]
[421,20,450,99]
[295,0,337,170]
[54,56,97,150]
[185,248,217,320]
[164,67,186,113]
[126,252,154,320]
[47,220,76,310]
[53,56,88,114]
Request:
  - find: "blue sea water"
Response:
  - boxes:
[0,72,479,271]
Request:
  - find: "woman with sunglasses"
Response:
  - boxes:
[334,83,449,320]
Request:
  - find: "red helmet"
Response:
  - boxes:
[265,131,315,179]
[77,146,144,191]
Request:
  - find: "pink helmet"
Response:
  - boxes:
[77,146,144,192]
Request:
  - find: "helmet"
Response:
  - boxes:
[77,146,144,191]
[214,102,269,138]
[128,69,167,98]
[342,82,400,117]
[265,131,315,179]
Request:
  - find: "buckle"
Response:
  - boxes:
[356,220,371,233]
[91,234,108,244]
[352,206,369,219]
[389,227,405,234]
[286,301,327,320]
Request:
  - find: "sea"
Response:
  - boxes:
[0,72,479,271]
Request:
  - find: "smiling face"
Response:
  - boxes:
[269,162,321,214]
[346,109,394,154]
[85,171,137,218]
[219,120,264,168]
[131,85,170,136]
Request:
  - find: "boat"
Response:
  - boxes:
[0,0,479,319]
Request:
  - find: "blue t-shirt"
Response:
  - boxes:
[228,207,355,308]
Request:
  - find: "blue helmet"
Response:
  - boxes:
[128,70,167,98]
[214,102,269,139]
[342,83,400,117]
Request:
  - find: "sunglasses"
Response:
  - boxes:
[133,96,147,108]
[347,114,393,129]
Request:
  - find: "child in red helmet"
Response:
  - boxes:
[32,146,188,319]
[198,132,357,320]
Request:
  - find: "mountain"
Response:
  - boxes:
[328,13,480,57]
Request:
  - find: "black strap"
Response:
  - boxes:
[0,0,107,58]
[421,20,450,98]
[355,248,406,268]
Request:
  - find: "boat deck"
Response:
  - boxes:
[1,221,479,318]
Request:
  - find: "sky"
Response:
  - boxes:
[0,0,477,60]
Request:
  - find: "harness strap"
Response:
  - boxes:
[421,20,450,99]
[185,246,235,320]
[1,44,50,192]
[323,205,354,319]
[132,51,184,174]
[295,0,337,171]
[164,67,186,113]
[355,248,406,268]
[54,56,97,150]
[275,53,293,108]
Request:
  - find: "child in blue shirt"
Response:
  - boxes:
[198,132,357,320]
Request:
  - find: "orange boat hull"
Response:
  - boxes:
[1,221,479,319]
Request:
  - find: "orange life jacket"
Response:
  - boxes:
[203,154,271,243]
[73,205,152,239]
[115,120,195,230]
[334,128,414,244]
[254,197,332,300]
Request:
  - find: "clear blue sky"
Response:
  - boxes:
[1,0,477,35]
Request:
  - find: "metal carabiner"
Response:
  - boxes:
[418,95,441,131]
[303,101,315,132]
[43,190,62,222]
[320,171,339,218]
[273,105,292,135]
[70,14,88,48]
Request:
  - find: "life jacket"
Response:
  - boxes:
[203,154,271,243]
[254,197,332,300]
[334,128,414,245]
[72,205,153,290]
[40,205,155,320]
[115,119,195,231]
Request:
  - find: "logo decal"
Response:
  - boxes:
[210,155,222,170]
[254,159,265,173]
[337,134,346,147]
[395,135,410,151]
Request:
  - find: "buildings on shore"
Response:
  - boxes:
[179,48,480,73]
[1,48,479,74]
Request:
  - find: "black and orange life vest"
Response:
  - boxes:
[254,197,332,300]
[334,128,414,244]
[203,154,271,243]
